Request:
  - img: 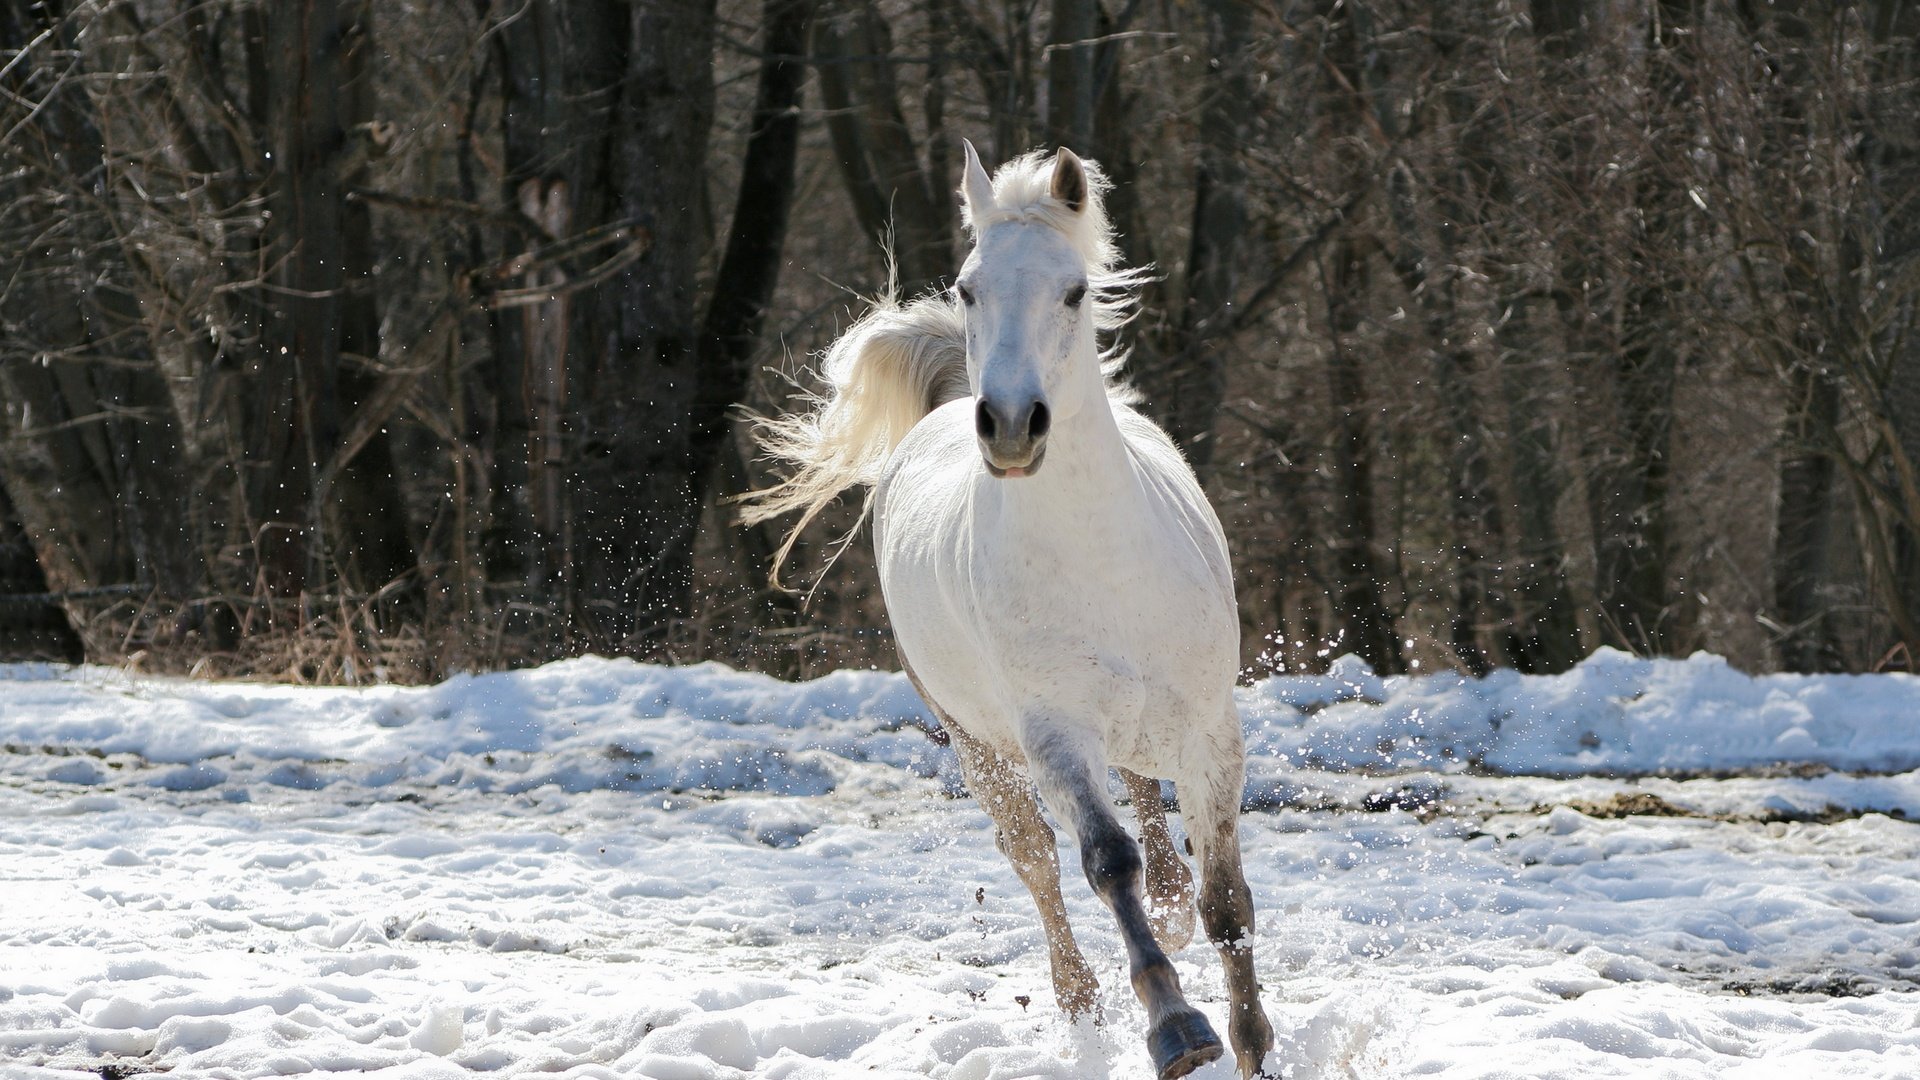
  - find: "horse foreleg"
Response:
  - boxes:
[945,722,1100,1019]
[1026,734,1224,1080]
[1182,744,1276,1078]
[1120,768,1195,953]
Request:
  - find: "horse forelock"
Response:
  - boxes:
[963,151,1121,275]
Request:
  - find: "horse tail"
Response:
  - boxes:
[741,291,968,585]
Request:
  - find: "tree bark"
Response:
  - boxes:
[814,0,947,294]
[1772,362,1842,670]
[571,0,717,649]
[1584,2,1688,657]
[1311,3,1402,674]
[1743,1,1844,672]
[1527,0,1682,658]
[325,3,416,595]
[1496,296,1585,672]
[1154,0,1252,467]
[1045,0,1097,152]
[694,0,815,630]
[1376,30,1511,676]
[1322,237,1404,674]
[0,0,196,607]
[0,484,82,661]
[261,0,414,597]
[1866,0,1920,664]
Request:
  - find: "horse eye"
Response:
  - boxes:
[1064,285,1087,309]
[957,284,975,306]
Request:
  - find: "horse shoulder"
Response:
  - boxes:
[875,399,976,552]
[878,400,974,504]
[1113,405,1234,593]
[875,400,1014,737]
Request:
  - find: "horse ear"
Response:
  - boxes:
[961,139,995,218]
[1050,147,1088,214]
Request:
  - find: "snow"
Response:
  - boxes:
[1242,649,1920,777]
[2,650,1918,1079]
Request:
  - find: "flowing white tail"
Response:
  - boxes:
[740,293,967,575]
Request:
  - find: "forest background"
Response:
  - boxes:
[1,0,1916,684]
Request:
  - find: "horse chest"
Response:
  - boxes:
[878,456,1233,753]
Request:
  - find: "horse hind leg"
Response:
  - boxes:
[942,720,1100,1019]
[1121,768,1195,953]
[1182,747,1277,1078]
[1025,731,1223,1079]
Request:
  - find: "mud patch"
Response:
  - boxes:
[1565,792,1697,819]
[1719,971,1915,999]
[92,1062,167,1079]
[1560,791,1868,825]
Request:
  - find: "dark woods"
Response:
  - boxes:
[1,0,1916,681]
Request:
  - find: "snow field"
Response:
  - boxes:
[2,651,1918,1078]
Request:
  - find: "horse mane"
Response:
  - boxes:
[740,148,1149,589]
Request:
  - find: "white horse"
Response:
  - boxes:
[745,143,1275,1079]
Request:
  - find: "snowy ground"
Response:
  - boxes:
[3,651,1918,1079]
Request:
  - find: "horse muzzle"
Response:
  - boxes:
[976,396,1050,478]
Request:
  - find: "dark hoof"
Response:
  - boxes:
[1149,1008,1224,1080]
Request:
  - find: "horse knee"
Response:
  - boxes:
[1079,824,1142,903]
[1199,876,1255,947]
[994,817,1054,868]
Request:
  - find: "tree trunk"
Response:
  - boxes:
[260,0,343,597]
[1311,3,1402,674]
[1585,3,1690,656]
[261,0,414,598]
[814,0,947,294]
[1772,362,1842,670]
[1380,82,1510,675]
[1154,0,1251,467]
[1045,0,1097,152]
[694,0,815,631]
[491,0,617,622]
[950,1,1034,164]
[1322,237,1404,674]
[1496,295,1585,672]
[1528,0,1681,657]
[0,0,196,606]
[1747,1,1844,672]
[0,484,82,662]
[325,3,416,595]
[493,0,718,652]
[572,0,716,649]
[1866,0,1920,665]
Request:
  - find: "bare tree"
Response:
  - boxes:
[2,0,1914,675]
[815,0,949,294]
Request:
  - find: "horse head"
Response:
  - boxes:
[956,141,1108,480]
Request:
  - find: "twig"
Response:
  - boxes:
[480,233,651,310]
[346,186,536,234]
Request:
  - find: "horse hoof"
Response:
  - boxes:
[1148,1008,1224,1080]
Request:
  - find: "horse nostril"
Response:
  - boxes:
[1027,401,1050,441]
[975,398,997,440]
